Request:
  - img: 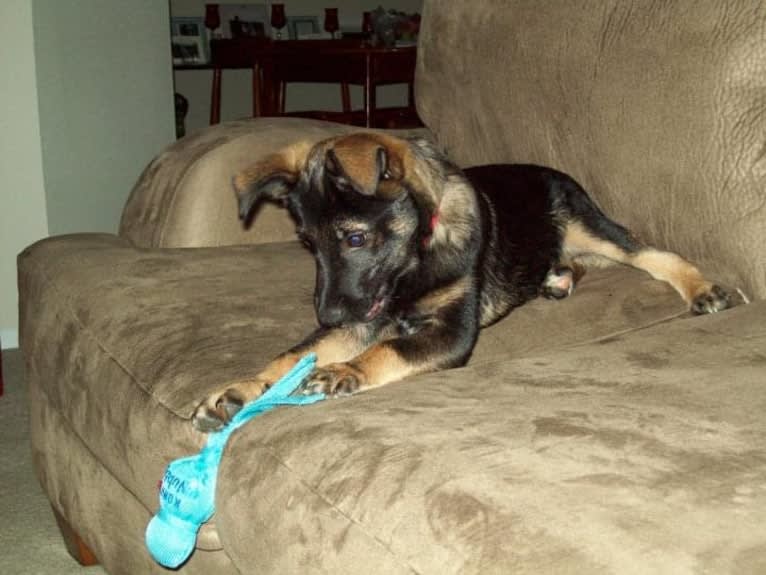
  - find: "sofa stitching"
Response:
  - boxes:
[465,308,689,369]
[24,252,181,417]
[31,368,154,513]
[254,444,424,575]
[31,381,231,558]
[154,124,250,248]
[557,309,689,350]
[25,257,235,550]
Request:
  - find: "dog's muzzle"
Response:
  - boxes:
[317,289,389,327]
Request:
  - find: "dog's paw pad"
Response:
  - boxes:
[301,365,361,397]
[541,266,575,300]
[691,284,731,315]
[191,389,244,432]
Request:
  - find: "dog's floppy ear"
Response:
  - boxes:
[233,140,313,223]
[325,134,405,198]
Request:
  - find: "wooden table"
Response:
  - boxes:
[205,38,420,129]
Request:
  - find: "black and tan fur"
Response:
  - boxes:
[192,133,731,431]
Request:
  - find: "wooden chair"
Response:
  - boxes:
[208,38,421,129]
[266,40,420,129]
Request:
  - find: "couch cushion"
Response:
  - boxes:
[20,234,694,422]
[416,0,766,300]
[19,235,319,517]
[18,233,720,558]
[217,301,766,574]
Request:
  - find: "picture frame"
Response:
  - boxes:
[288,16,320,40]
[170,17,208,64]
[218,3,270,39]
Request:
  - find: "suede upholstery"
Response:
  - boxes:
[19,2,766,574]
[417,0,766,300]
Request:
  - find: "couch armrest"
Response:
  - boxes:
[119,118,362,248]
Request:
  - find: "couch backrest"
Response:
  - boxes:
[416,0,766,300]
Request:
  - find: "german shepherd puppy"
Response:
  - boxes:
[192,132,731,431]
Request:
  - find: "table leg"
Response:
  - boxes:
[260,57,276,116]
[364,53,373,128]
[252,64,261,117]
[278,82,286,114]
[341,83,351,114]
[210,68,222,125]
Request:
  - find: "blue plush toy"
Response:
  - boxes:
[145,354,323,568]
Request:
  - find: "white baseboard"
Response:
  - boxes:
[0,328,19,350]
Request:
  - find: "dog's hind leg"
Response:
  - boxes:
[562,219,731,314]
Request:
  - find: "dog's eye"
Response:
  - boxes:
[346,232,366,248]
[381,170,392,180]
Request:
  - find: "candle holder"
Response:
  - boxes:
[324,8,339,39]
[270,4,287,40]
[362,11,373,41]
[204,4,221,38]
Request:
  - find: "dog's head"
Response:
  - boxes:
[234,133,445,327]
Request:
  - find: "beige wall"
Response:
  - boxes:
[34,0,176,236]
[0,0,176,349]
[171,0,422,134]
[0,0,48,349]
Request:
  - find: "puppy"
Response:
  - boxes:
[192,133,730,431]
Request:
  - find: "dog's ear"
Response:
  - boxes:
[233,140,313,223]
[325,134,405,198]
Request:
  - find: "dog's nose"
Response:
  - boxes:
[317,305,347,328]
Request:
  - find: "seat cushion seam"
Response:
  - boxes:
[254,443,424,575]
[24,254,178,418]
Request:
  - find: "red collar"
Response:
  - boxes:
[430,212,440,231]
[423,211,440,247]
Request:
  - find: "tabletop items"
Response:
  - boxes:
[200,4,420,44]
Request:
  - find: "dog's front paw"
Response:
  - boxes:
[691,284,731,315]
[191,388,246,432]
[301,363,365,397]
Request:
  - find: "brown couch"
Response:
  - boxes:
[19,2,766,573]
